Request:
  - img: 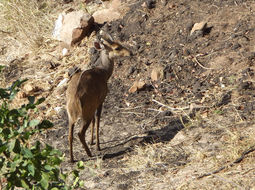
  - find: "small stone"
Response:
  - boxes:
[46,61,58,69]
[161,0,167,6]
[190,21,207,36]
[57,78,69,88]
[169,2,176,8]
[17,91,27,99]
[231,43,241,50]
[216,91,232,107]
[128,81,146,93]
[183,48,190,56]
[146,0,156,9]
[151,67,164,81]
[127,66,136,75]
[23,83,34,93]
[159,110,172,117]
[239,81,253,90]
[63,0,73,3]
[62,48,68,56]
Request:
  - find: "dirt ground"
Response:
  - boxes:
[1,0,255,189]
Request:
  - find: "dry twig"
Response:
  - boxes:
[152,99,190,111]
[197,145,255,179]
[193,56,214,70]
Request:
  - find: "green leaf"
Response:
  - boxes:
[29,119,40,127]
[72,170,79,178]
[0,88,9,99]
[40,172,49,190]
[49,157,62,165]
[21,148,33,158]
[72,176,79,188]
[49,149,62,156]
[10,161,18,172]
[38,120,53,130]
[79,180,84,188]
[44,165,52,171]
[28,163,35,176]
[8,79,27,100]
[28,96,35,104]
[9,139,16,152]
[21,179,30,189]
[9,79,27,92]
[10,139,21,154]
[35,97,45,105]
[0,65,5,72]
[77,161,84,169]
[0,144,7,154]
[2,128,11,139]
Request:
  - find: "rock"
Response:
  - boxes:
[22,82,42,96]
[16,91,27,99]
[161,0,167,6]
[127,66,136,76]
[216,91,232,107]
[231,43,241,50]
[151,67,164,81]
[145,0,156,9]
[190,21,207,36]
[93,9,121,24]
[159,110,172,117]
[57,78,69,88]
[23,83,34,93]
[92,0,123,24]
[128,81,146,93]
[23,83,40,94]
[52,11,94,46]
[239,81,254,90]
[63,0,73,3]
[183,48,191,56]
[62,48,68,56]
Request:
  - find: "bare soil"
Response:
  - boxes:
[1,0,255,189]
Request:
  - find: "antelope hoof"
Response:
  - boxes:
[70,158,75,163]
[87,151,92,157]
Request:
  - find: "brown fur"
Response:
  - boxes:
[66,39,130,162]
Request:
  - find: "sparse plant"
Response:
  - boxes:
[0,0,55,53]
[0,78,84,189]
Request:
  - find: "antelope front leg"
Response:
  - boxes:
[90,116,95,145]
[96,104,103,151]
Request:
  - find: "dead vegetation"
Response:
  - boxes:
[0,0,255,189]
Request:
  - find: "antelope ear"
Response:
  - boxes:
[94,41,102,50]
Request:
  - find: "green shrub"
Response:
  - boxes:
[0,77,83,189]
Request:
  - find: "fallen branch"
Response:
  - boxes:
[152,98,190,111]
[197,145,255,179]
[211,174,245,189]
[193,56,214,70]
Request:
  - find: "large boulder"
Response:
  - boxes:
[92,0,126,24]
[52,10,94,46]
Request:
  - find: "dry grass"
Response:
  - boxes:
[0,0,255,189]
[0,0,59,62]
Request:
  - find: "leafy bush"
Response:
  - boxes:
[0,78,83,189]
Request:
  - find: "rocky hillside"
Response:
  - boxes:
[0,0,255,189]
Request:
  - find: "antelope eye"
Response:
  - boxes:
[115,46,122,51]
